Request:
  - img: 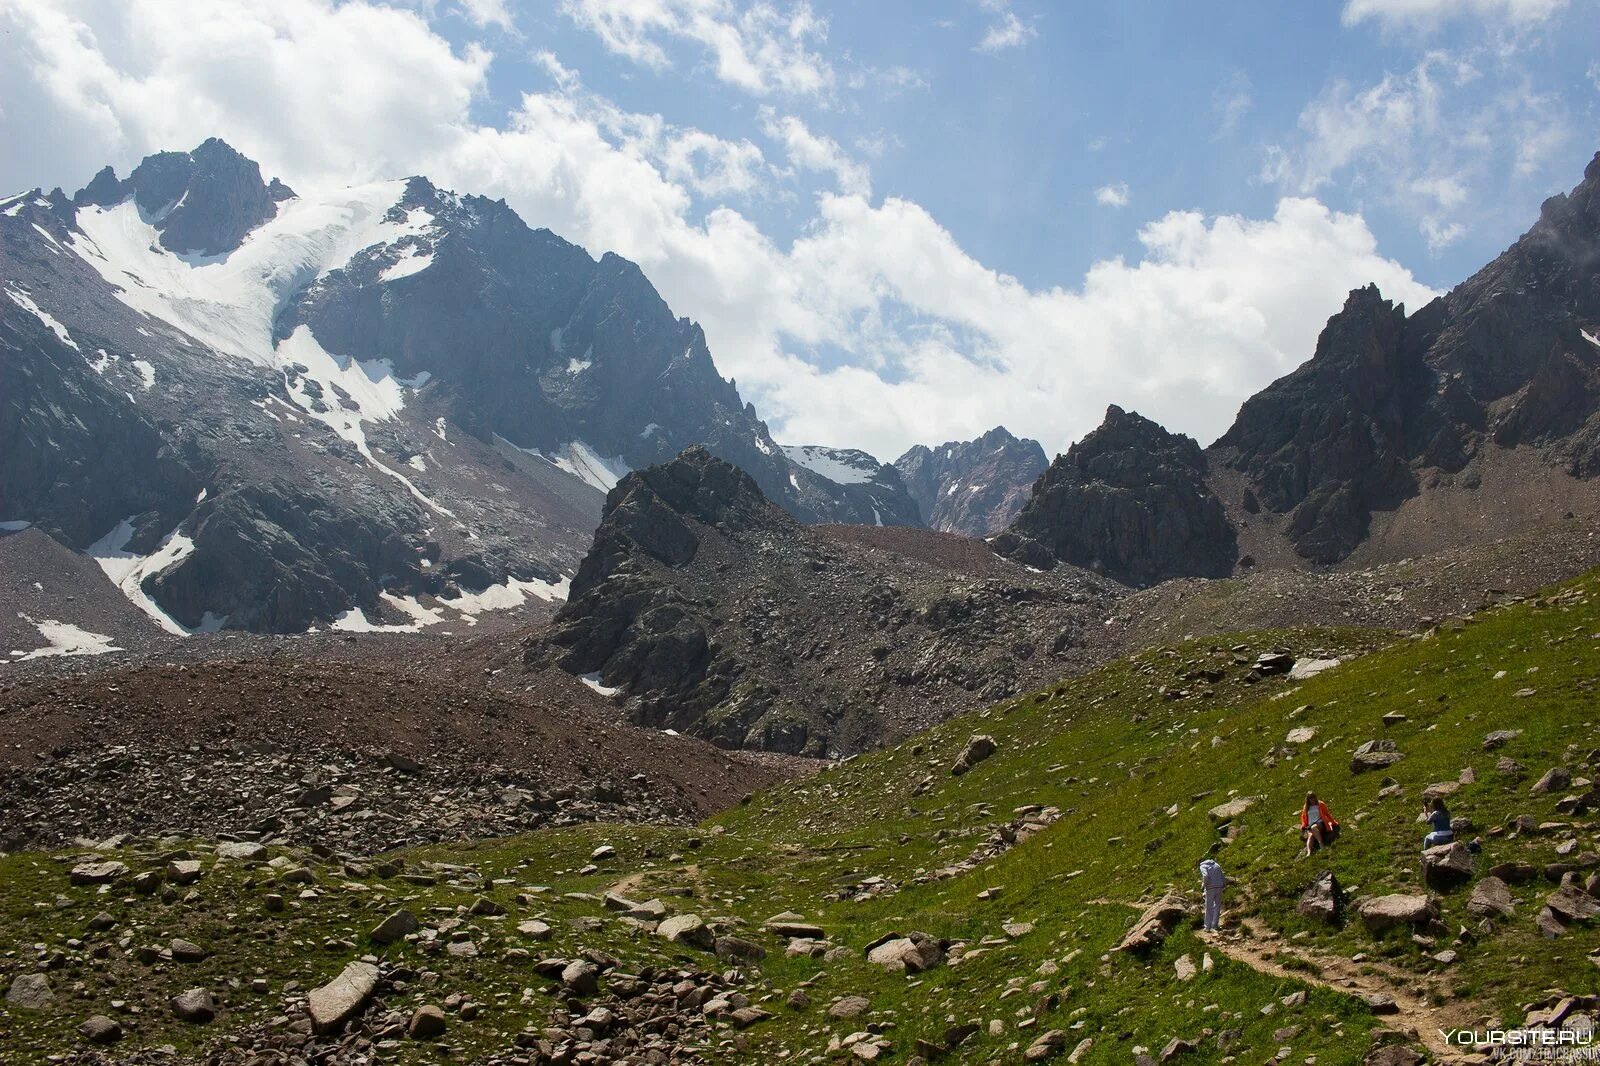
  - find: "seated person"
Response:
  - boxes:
[1423,798,1454,849]
[1300,791,1339,857]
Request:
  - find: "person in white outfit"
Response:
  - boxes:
[1199,857,1226,932]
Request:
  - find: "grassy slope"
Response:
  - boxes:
[3,574,1599,1063]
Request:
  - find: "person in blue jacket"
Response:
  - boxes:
[1423,798,1454,849]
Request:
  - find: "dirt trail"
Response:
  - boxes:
[610,864,703,899]
[1206,915,1479,1062]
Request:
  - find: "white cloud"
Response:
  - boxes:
[0,0,491,194]
[976,0,1037,53]
[1,0,1440,464]
[1342,0,1567,30]
[1263,50,1569,254]
[561,0,834,97]
[1094,182,1130,208]
[457,0,513,30]
[760,110,870,197]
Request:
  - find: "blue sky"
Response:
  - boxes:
[4,0,1598,457]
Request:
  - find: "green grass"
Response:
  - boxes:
[4,574,1600,1063]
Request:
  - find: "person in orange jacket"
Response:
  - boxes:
[1300,791,1339,857]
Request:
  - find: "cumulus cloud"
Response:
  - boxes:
[760,110,870,197]
[1,0,1440,462]
[1342,0,1568,30]
[560,0,834,97]
[976,0,1036,53]
[1094,182,1130,208]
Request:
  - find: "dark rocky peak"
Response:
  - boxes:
[893,425,1048,536]
[1209,285,1433,563]
[567,446,792,601]
[73,138,290,257]
[994,405,1236,586]
[1065,405,1207,483]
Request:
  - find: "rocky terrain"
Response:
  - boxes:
[6,571,1600,1064]
[893,426,1047,536]
[0,653,802,854]
[532,446,1121,755]
[993,405,1237,585]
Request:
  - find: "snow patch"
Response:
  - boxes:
[379,245,434,283]
[407,455,427,472]
[11,617,123,661]
[639,423,661,439]
[5,286,78,349]
[442,574,571,622]
[31,224,65,253]
[88,517,198,636]
[566,356,592,373]
[580,672,620,696]
[509,439,628,493]
[131,359,156,391]
[0,520,31,532]
[1584,328,1600,350]
[782,444,878,485]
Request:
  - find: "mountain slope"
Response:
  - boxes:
[780,444,921,527]
[893,425,1047,536]
[532,446,1120,755]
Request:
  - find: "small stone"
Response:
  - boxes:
[829,996,871,1019]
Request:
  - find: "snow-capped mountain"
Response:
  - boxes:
[780,445,921,526]
[0,139,910,642]
[894,426,1048,537]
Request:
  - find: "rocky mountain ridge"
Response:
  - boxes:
[0,139,917,642]
[893,425,1047,537]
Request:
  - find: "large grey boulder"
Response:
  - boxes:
[7,973,54,1010]
[1467,876,1516,919]
[1356,894,1438,933]
[306,961,380,1034]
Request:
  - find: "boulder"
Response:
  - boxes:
[658,914,714,950]
[216,841,267,862]
[170,988,215,1024]
[1025,1030,1069,1061]
[561,960,600,995]
[1356,894,1438,933]
[866,932,944,973]
[517,919,553,940]
[1532,767,1573,794]
[167,858,204,884]
[1116,891,1189,953]
[78,1015,123,1044]
[169,938,208,962]
[69,861,128,885]
[306,961,380,1034]
[370,908,420,945]
[408,1004,447,1040]
[1351,740,1403,773]
[1422,842,1475,889]
[7,973,54,1010]
[951,735,998,775]
[1545,886,1600,924]
[1467,876,1516,919]
[1297,871,1341,923]
[714,935,767,962]
[1206,795,1263,825]
[828,995,871,1020]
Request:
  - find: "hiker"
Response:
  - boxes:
[1423,798,1454,849]
[1300,791,1339,857]
[1199,856,1226,932]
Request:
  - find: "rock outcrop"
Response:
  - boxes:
[994,406,1237,586]
[536,447,1120,754]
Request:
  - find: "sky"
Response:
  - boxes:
[2,0,1598,461]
